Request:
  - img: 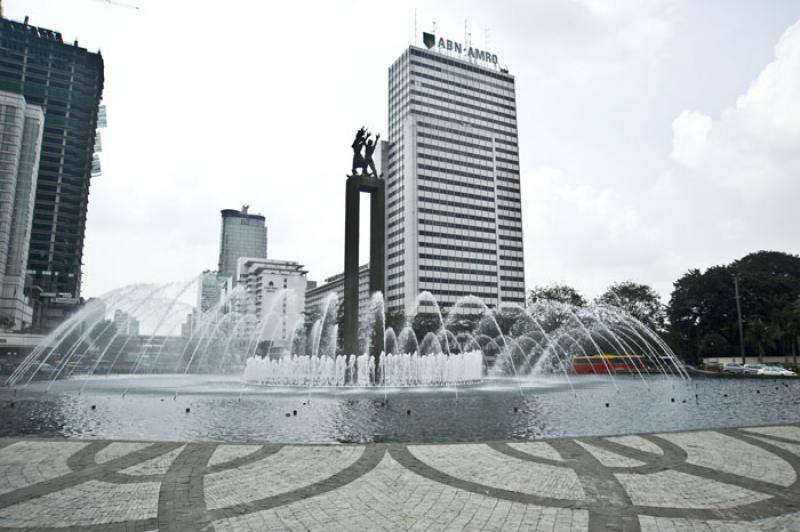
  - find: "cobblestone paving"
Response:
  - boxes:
[0,424,799,531]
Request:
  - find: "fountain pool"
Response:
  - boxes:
[2,374,800,443]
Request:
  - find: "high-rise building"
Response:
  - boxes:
[385,35,526,314]
[0,17,104,329]
[0,91,44,329]
[196,270,223,313]
[218,206,267,281]
[235,258,307,352]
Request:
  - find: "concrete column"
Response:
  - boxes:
[343,178,361,360]
[369,178,385,379]
[343,175,386,383]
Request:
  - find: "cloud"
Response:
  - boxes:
[670,111,712,166]
[670,20,800,198]
[522,167,666,299]
[523,16,800,302]
[506,0,674,82]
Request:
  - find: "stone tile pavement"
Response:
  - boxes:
[0,424,799,531]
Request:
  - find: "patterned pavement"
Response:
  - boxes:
[0,425,799,531]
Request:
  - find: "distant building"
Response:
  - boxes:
[305,264,371,325]
[218,206,267,281]
[0,91,44,329]
[235,258,307,352]
[197,270,223,313]
[113,309,138,336]
[385,38,526,314]
[0,17,105,329]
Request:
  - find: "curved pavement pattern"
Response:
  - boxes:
[0,424,798,531]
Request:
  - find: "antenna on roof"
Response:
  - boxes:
[433,20,436,33]
[414,8,417,45]
[93,0,140,11]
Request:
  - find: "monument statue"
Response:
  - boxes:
[344,126,386,380]
[350,127,380,178]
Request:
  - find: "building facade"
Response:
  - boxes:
[235,258,307,352]
[196,270,223,313]
[112,308,139,337]
[218,206,267,281]
[385,40,526,314]
[0,17,105,329]
[0,91,44,329]
[305,263,371,325]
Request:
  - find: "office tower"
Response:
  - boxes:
[0,91,44,329]
[235,258,307,352]
[218,206,267,281]
[385,35,526,314]
[196,270,223,313]
[0,17,104,329]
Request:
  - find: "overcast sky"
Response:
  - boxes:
[7,0,800,304]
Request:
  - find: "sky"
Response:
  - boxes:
[6,0,800,304]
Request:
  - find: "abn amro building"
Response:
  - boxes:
[385,35,525,315]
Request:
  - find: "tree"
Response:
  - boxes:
[697,332,731,359]
[256,340,274,358]
[528,284,586,307]
[667,251,800,362]
[384,309,406,333]
[746,319,772,364]
[493,306,525,336]
[597,281,666,331]
[772,305,800,368]
[411,312,443,340]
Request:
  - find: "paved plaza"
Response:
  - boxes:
[0,425,799,531]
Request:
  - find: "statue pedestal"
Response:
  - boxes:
[343,174,385,383]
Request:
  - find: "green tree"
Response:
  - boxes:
[597,281,666,331]
[528,284,587,307]
[746,319,772,364]
[697,332,731,358]
[667,251,800,362]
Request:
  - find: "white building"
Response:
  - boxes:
[0,92,44,329]
[235,258,307,352]
[113,309,139,336]
[218,206,267,281]
[385,35,526,314]
[305,264,371,325]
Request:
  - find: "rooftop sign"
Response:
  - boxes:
[422,32,498,65]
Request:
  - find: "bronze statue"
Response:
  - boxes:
[350,127,380,177]
[364,133,380,177]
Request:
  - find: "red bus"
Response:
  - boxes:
[572,354,646,374]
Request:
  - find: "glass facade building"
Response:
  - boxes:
[218,206,267,281]
[0,17,104,319]
[385,45,525,314]
[0,91,44,328]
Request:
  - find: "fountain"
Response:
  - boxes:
[4,276,687,390]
